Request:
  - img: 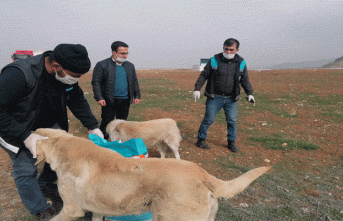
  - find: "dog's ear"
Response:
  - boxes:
[35,142,46,165]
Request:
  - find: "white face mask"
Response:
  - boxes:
[116,56,127,63]
[54,67,79,85]
[223,52,236,60]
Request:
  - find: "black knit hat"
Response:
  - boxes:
[51,44,91,74]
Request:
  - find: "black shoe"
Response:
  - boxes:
[35,207,56,221]
[228,141,239,152]
[196,140,210,149]
[41,184,63,213]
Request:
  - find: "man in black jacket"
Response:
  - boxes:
[92,41,141,139]
[0,44,103,220]
[193,38,255,152]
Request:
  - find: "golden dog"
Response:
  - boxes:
[35,128,270,221]
[106,118,181,159]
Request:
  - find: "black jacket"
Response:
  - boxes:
[0,52,99,150]
[92,58,141,104]
[194,53,253,101]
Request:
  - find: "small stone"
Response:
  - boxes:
[239,203,249,208]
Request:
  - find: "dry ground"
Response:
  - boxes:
[1,68,342,220]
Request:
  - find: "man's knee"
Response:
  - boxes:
[13,160,37,180]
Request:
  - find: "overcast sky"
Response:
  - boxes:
[1,0,342,69]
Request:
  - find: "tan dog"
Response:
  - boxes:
[106,118,181,159]
[35,128,270,221]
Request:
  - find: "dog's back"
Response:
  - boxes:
[34,128,270,220]
[106,118,181,159]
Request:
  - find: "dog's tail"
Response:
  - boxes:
[210,166,271,199]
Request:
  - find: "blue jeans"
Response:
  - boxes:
[0,146,51,215]
[198,95,238,142]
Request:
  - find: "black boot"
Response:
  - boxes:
[35,206,56,221]
[195,139,210,149]
[228,140,239,152]
[41,184,63,213]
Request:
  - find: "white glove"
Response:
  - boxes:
[23,133,48,158]
[248,95,255,104]
[89,128,104,139]
[193,91,201,102]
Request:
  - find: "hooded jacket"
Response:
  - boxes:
[0,52,99,152]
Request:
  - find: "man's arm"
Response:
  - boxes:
[91,62,105,101]
[194,60,211,91]
[131,64,141,100]
[240,66,254,96]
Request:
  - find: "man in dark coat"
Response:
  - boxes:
[92,41,141,139]
[193,38,255,152]
[0,44,103,220]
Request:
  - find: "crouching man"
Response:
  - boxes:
[0,44,103,220]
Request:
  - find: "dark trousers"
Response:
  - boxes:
[100,98,131,138]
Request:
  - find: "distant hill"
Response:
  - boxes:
[322,56,343,68]
[266,58,336,69]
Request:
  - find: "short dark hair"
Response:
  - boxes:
[111,41,129,52]
[223,38,240,49]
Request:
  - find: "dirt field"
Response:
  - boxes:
[1,68,342,220]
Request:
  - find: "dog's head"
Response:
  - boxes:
[106,119,125,140]
[34,128,69,138]
[34,128,70,165]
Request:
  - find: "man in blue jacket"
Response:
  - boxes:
[92,41,141,139]
[0,44,103,220]
[193,38,255,152]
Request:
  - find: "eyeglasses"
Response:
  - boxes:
[117,52,129,55]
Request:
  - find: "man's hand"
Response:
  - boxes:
[97,100,106,106]
[89,128,104,139]
[248,95,255,103]
[24,133,48,158]
[133,99,140,105]
[247,95,255,106]
[193,91,201,102]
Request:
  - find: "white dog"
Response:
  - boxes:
[106,118,181,159]
[34,128,270,221]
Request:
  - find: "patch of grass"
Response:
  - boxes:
[215,160,343,221]
[289,93,342,122]
[137,78,192,112]
[319,111,342,121]
[249,134,320,150]
[212,156,252,174]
